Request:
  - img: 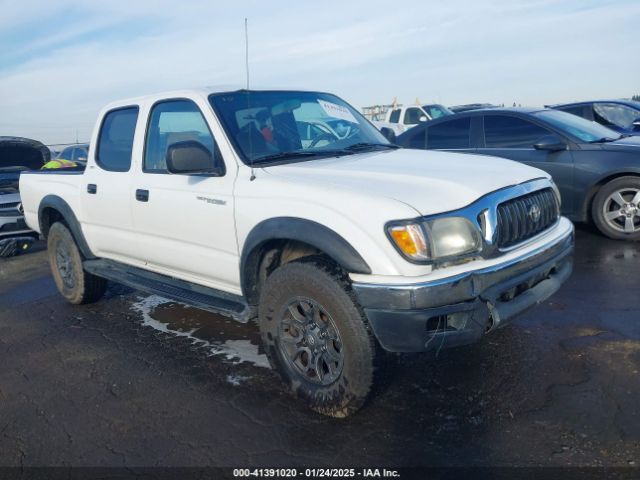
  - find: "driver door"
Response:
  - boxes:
[130,98,239,293]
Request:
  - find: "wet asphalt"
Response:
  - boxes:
[0,225,639,468]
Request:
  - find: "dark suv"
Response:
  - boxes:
[548,100,640,136]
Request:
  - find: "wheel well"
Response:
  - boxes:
[583,173,640,223]
[39,207,66,238]
[244,239,339,306]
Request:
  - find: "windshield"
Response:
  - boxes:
[209,91,390,165]
[534,109,621,142]
[422,104,454,119]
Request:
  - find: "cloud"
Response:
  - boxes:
[0,0,638,144]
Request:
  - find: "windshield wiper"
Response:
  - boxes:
[252,148,367,164]
[342,142,400,152]
[589,137,619,143]
[251,151,325,164]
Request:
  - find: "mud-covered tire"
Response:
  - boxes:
[47,222,107,304]
[592,176,640,241]
[258,256,380,418]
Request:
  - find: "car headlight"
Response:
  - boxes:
[388,217,482,263]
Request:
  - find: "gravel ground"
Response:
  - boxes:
[0,225,639,470]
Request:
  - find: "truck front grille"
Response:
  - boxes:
[496,188,559,248]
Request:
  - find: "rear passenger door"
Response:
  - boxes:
[480,114,575,214]
[82,106,142,264]
[131,98,239,293]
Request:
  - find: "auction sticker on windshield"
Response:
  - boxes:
[318,100,357,123]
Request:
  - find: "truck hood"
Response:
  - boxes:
[262,149,549,216]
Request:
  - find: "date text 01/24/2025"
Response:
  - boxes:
[232,468,401,478]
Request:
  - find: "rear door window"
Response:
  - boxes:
[389,109,401,123]
[426,118,472,149]
[484,115,549,148]
[96,107,139,172]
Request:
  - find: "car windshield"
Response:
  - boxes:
[422,104,454,119]
[209,91,390,165]
[534,110,621,142]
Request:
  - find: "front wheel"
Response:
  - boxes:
[48,222,107,304]
[258,257,380,418]
[592,177,640,241]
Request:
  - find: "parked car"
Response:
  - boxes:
[56,143,90,165]
[0,136,48,256]
[395,107,640,240]
[449,103,497,113]
[548,100,640,136]
[20,88,573,417]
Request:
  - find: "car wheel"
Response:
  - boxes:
[592,177,640,241]
[258,256,380,418]
[47,222,107,304]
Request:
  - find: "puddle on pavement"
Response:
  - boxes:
[129,295,270,372]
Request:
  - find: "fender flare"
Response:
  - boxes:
[240,217,371,300]
[38,195,96,259]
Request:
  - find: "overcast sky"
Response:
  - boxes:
[0,0,638,145]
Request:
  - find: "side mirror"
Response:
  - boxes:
[419,115,428,123]
[166,140,222,175]
[380,127,397,143]
[534,134,567,152]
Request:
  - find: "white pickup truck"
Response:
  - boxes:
[372,105,431,136]
[20,87,574,417]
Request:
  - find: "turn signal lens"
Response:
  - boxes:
[388,224,430,261]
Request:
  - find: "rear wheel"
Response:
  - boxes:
[48,222,107,304]
[592,177,640,241]
[258,256,380,418]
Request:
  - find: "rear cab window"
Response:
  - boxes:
[96,107,139,172]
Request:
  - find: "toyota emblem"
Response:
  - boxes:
[528,204,541,223]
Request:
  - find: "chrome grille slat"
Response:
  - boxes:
[496,188,559,248]
[0,202,20,210]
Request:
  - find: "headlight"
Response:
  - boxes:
[387,217,482,263]
[425,217,482,259]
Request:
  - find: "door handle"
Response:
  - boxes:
[87,184,97,194]
[136,189,149,202]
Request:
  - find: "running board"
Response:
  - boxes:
[83,259,252,323]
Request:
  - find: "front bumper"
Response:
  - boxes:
[353,226,574,352]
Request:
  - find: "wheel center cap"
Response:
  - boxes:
[307,335,316,345]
